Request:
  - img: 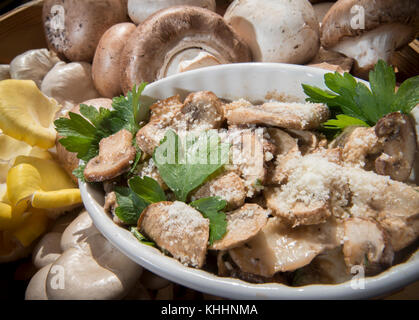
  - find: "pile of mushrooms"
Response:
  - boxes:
[25,210,173,300]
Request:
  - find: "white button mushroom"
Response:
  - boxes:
[224,0,320,64]
[127,0,216,24]
[41,62,101,114]
[42,0,128,62]
[321,0,419,77]
[9,49,60,88]
[25,264,52,300]
[120,6,251,93]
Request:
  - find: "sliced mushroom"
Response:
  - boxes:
[138,201,210,268]
[343,217,394,275]
[209,204,268,250]
[224,0,320,64]
[217,250,287,284]
[224,99,330,130]
[332,126,382,169]
[228,217,342,277]
[225,127,267,197]
[321,0,419,77]
[374,112,417,182]
[267,152,351,225]
[41,62,101,112]
[84,129,136,182]
[285,128,326,155]
[92,23,136,98]
[265,187,331,227]
[56,98,113,182]
[9,49,60,88]
[266,128,298,156]
[43,0,128,62]
[120,6,251,93]
[292,247,352,286]
[191,172,246,210]
[173,91,224,131]
[136,96,183,156]
[127,0,216,24]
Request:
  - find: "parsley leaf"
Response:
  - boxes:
[153,130,230,202]
[130,227,155,247]
[114,186,149,225]
[72,163,86,182]
[128,176,166,204]
[302,60,419,131]
[322,114,370,130]
[54,83,149,165]
[109,83,148,135]
[190,197,228,245]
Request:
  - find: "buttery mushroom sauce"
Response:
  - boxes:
[88,92,419,286]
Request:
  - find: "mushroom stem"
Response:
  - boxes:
[331,23,414,77]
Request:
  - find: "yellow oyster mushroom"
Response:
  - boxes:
[0,80,60,149]
[13,208,49,247]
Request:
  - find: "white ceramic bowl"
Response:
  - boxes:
[81,63,419,299]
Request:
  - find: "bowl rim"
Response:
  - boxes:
[81,62,419,299]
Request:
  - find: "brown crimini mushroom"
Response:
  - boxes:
[120,6,252,93]
[92,23,136,98]
[321,0,419,77]
[43,0,128,62]
[127,0,216,24]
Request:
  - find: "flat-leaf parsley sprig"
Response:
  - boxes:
[302,60,419,132]
[54,83,149,179]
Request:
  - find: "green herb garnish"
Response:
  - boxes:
[54,83,149,176]
[153,130,230,202]
[130,227,155,247]
[114,186,149,225]
[190,197,228,245]
[303,60,419,132]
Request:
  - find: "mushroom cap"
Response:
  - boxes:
[120,6,252,93]
[46,211,142,300]
[92,23,136,98]
[25,263,52,300]
[42,0,128,62]
[321,0,419,48]
[9,49,60,88]
[224,0,320,63]
[41,62,101,113]
[127,0,216,24]
[32,232,62,269]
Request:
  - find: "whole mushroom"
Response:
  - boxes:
[127,0,216,24]
[41,62,101,115]
[92,23,136,98]
[25,211,143,300]
[42,0,128,62]
[120,6,252,93]
[321,0,419,78]
[224,0,320,63]
[9,49,60,88]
